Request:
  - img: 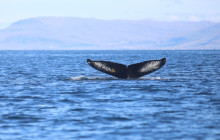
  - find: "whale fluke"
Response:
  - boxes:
[87,58,166,79]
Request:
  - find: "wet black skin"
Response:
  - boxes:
[87,58,166,79]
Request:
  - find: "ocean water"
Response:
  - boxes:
[0,50,219,140]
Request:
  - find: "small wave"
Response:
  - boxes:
[139,77,170,80]
[69,75,117,81]
[69,75,170,81]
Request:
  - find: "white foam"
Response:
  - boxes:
[69,75,170,81]
[69,75,117,81]
[70,75,88,80]
[139,77,170,80]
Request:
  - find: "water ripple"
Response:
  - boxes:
[0,50,219,140]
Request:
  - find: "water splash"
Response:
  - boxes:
[69,75,117,80]
[69,75,170,81]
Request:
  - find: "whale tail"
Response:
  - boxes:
[87,58,166,79]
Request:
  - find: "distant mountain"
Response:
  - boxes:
[0,17,219,50]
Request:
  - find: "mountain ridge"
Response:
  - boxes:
[0,17,219,50]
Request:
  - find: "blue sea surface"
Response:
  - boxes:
[0,50,219,140]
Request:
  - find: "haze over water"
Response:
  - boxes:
[0,50,219,139]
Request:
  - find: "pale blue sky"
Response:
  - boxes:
[0,0,220,29]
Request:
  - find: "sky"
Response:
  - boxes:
[0,0,220,29]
